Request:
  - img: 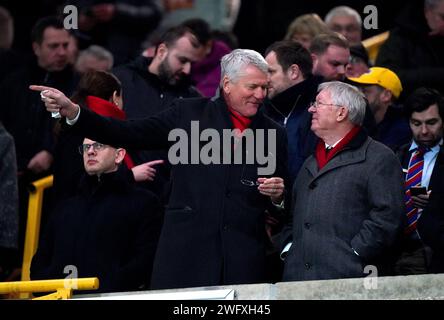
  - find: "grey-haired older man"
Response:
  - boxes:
[281,81,404,281]
[31,49,288,289]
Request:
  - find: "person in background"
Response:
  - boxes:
[324,6,362,46]
[74,45,114,74]
[348,67,411,151]
[71,0,163,65]
[376,0,444,97]
[181,18,232,97]
[52,70,164,203]
[395,87,444,275]
[345,43,370,78]
[31,137,162,293]
[0,122,19,282]
[284,13,330,50]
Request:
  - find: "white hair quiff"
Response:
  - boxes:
[318,81,366,126]
[220,49,268,83]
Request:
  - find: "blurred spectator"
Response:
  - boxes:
[75,45,114,74]
[345,43,370,78]
[284,13,330,50]
[112,25,203,200]
[0,16,78,275]
[71,0,163,65]
[348,67,411,151]
[325,5,362,46]
[376,0,444,97]
[31,137,162,293]
[395,87,444,274]
[181,18,232,97]
[0,6,25,84]
[0,122,19,282]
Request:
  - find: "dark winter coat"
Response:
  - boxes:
[69,96,288,289]
[30,166,162,293]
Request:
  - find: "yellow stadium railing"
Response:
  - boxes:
[0,277,99,300]
[19,175,53,298]
[362,31,390,65]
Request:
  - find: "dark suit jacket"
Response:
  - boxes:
[416,145,444,272]
[71,96,288,289]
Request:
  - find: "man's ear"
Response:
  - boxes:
[222,76,231,95]
[336,106,349,122]
[288,64,301,81]
[115,148,126,165]
[32,42,40,56]
[156,43,168,60]
[311,53,318,68]
[380,89,393,104]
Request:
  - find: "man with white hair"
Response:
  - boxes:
[281,81,404,281]
[32,49,288,289]
[325,5,362,45]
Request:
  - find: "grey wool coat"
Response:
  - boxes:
[282,129,404,281]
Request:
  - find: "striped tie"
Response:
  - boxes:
[404,147,427,235]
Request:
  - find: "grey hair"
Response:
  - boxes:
[318,81,366,125]
[77,45,114,68]
[220,49,268,83]
[425,0,444,8]
[325,6,362,27]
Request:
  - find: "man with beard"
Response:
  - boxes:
[112,25,205,199]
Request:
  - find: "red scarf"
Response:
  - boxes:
[86,95,135,169]
[315,126,361,170]
[228,107,252,133]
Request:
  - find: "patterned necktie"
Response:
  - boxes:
[404,147,427,235]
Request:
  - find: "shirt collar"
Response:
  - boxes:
[409,139,443,153]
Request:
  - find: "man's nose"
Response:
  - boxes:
[254,87,266,100]
[337,64,346,75]
[308,105,316,113]
[421,124,429,135]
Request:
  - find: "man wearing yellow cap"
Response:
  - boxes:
[348,67,411,151]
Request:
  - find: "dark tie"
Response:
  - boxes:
[404,147,427,236]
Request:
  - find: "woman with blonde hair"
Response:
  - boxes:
[284,13,330,50]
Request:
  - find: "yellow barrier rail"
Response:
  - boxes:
[18,175,54,299]
[362,31,390,65]
[0,277,99,300]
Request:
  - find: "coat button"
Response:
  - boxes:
[305,263,312,270]
[309,182,317,189]
[304,223,311,229]
[223,225,229,231]
[225,189,231,197]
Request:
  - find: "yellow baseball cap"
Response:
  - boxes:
[348,67,403,98]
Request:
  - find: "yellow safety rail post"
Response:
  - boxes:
[362,31,390,65]
[20,175,53,299]
[0,277,99,300]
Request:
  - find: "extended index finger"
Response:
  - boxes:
[146,160,165,166]
[29,85,54,92]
